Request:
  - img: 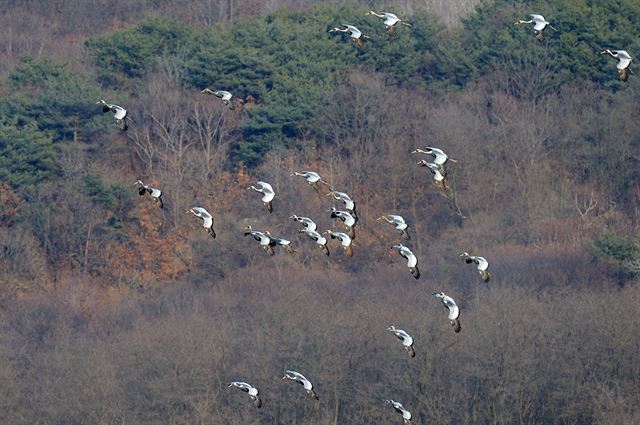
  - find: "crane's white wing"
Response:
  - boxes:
[400,247,417,268]
[344,25,362,38]
[257,181,275,202]
[391,328,413,347]
[442,295,460,320]
[617,57,632,69]
[112,105,127,120]
[473,256,489,271]
[383,13,400,26]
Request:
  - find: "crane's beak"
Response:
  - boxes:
[289,173,296,176]
[281,375,287,380]
[376,216,384,221]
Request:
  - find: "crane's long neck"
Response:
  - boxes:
[369,11,385,18]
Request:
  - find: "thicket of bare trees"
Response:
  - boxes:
[1,271,639,424]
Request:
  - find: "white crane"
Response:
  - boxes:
[327,190,357,219]
[515,14,557,41]
[387,325,415,358]
[228,381,262,408]
[418,160,447,192]
[366,11,411,37]
[96,99,130,131]
[248,181,275,213]
[282,370,319,400]
[329,24,371,48]
[290,171,330,191]
[201,88,235,106]
[186,207,216,238]
[329,207,356,239]
[384,399,412,424]
[432,291,461,333]
[244,225,276,255]
[459,251,491,282]
[377,215,410,240]
[135,180,163,208]
[264,231,296,255]
[391,243,420,279]
[412,146,456,166]
[601,49,633,81]
[325,230,353,257]
[290,215,317,232]
[299,228,330,256]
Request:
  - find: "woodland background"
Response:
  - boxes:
[1,0,639,424]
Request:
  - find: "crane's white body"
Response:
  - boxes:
[387,325,414,358]
[302,229,327,246]
[378,214,410,240]
[301,228,329,255]
[329,24,370,48]
[97,99,129,129]
[326,230,351,247]
[433,291,460,320]
[392,244,417,268]
[330,208,356,228]
[391,243,419,279]
[605,49,632,70]
[214,90,233,102]
[460,251,491,282]
[326,230,352,256]
[424,161,445,182]
[413,147,450,165]
[189,207,213,229]
[373,12,401,27]
[367,11,411,37]
[328,190,356,211]
[283,370,318,399]
[248,229,270,246]
[135,180,163,207]
[290,215,317,232]
[385,399,412,423]
[202,88,234,105]
[381,214,408,231]
[515,14,557,40]
[469,255,489,271]
[250,181,275,203]
[293,171,321,183]
[529,14,550,31]
[249,181,275,212]
[228,381,261,407]
[266,232,291,247]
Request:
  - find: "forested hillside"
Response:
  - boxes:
[1,1,639,424]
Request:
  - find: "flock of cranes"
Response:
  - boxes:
[89,8,632,423]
